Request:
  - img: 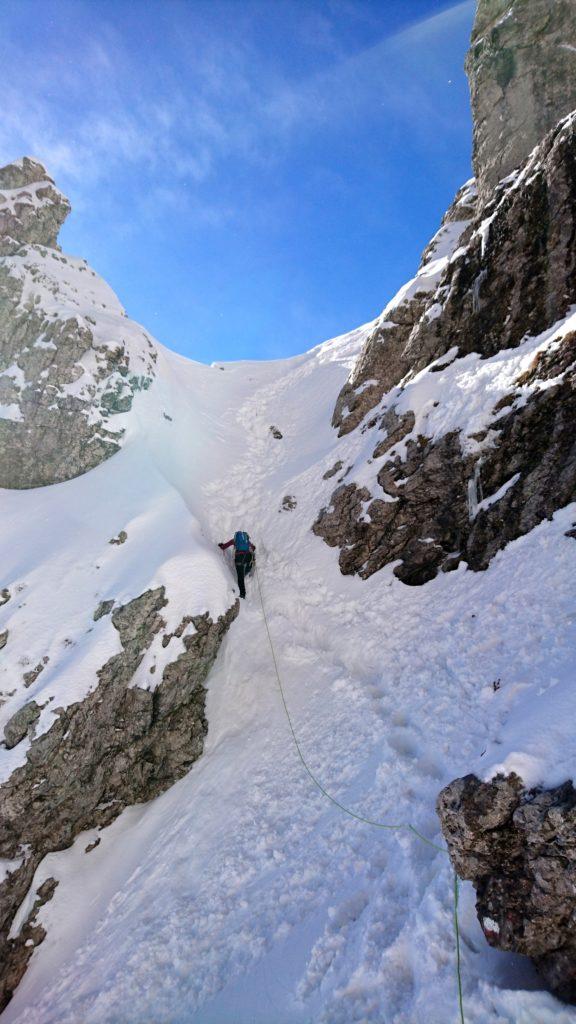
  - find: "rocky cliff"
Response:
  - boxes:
[311,0,576,1001]
[0,158,156,488]
[314,113,576,585]
[0,592,237,1008]
[314,1,576,587]
[466,0,576,200]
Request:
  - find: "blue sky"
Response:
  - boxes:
[0,0,475,362]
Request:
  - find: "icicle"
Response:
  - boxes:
[468,460,483,520]
[472,269,488,313]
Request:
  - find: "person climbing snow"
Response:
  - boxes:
[219,531,256,600]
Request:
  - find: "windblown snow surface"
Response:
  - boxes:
[1,289,576,1024]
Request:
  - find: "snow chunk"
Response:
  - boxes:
[483,916,500,935]
[0,403,23,422]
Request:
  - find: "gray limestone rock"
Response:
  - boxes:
[22,659,48,688]
[322,461,343,480]
[109,530,128,546]
[0,158,53,191]
[467,336,576,571]
[437,773,576,1003]
[3,702,41,750]
[466,1,576,201]
[0,158,70,249]
[0,876,58,1007]
[314,432,470,585]
[332,180,477,437]
[0,158,155,489]
[0,586,239,1009]
[93,599,114,621]
[316,115,576,584]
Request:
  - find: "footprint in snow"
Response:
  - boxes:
[387,729,420,760]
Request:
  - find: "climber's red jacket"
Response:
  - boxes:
[219,538,256,553]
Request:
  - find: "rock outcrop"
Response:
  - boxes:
[0,587,239,1010]
[3,701,41,750]
[314,114,576,584]
[466,0,576,201]
[437,773,576,1004]
[331,180,477,437]
[0,157,70,249]
[316,0,576,586]
[0,157,156,488]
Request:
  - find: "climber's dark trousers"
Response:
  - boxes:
[235,553,252,599]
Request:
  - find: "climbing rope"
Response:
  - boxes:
[454,873,465,1024]
[254,563,466,1024]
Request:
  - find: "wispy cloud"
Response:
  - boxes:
[0,0,473,223]
[261,1,475,140]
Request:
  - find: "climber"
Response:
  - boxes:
[219,531,256,600]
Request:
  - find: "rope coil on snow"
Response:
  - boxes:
[254,562,466,1024]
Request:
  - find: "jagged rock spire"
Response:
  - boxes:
[0,156,54,190]
[0,156,70,248]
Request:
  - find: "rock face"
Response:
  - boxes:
[3,701,40,750]
[316,1,576,586]
[314,115,576,585]
[331,181,477,438]
[437,774,576,1004]
[0,157,156,489]
[466,0,576,201]
[0,587,239,1010]
[0,158,70,248]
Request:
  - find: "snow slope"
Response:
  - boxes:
[2,313,575,1023]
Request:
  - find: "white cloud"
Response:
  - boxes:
[392,0,475,47]
[0,0,474,217]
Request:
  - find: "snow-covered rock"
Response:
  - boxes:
[0,158,70,249]
[315,114,576,585]
[0,159,243,1007]
[331,179,478,437]
[438,773,576,1003]
[0,157,156,488]
[0,587,237,1005]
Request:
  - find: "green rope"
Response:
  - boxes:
[454,874,465,1024]
[254,563,466,1023]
